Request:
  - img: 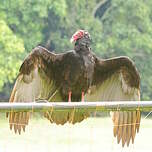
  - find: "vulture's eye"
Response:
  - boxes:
[84,34,89,39]
[84,33,91,42]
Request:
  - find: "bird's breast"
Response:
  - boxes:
[53,52,95,100]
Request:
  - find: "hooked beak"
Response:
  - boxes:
[70,37,75,43]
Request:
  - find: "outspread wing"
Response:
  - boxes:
[8,46,63,134]
[85,56,141,147]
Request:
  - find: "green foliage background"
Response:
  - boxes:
[0,0,151,100]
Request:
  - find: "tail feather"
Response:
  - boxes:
[44,110,90,125]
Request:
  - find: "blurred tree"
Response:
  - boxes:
[0,0,67,51]
[0,0,69,100]
[0,20,24,92]
[43,0,103,53]
[0,0,152,100]
[95,0,152,100]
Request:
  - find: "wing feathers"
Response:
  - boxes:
[9,46,76,132]
[126,112,132,146]
[113,111,119,137]
[122,112,127,147]
[136,110,141,132]
[9,48,140,148]
[85,70,140,147]
[131,111,136,144]
[117,112,123,144]
[8,48,55,134]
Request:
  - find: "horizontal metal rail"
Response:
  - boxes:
[0,101,151,112]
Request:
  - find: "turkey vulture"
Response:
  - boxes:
[8,30,140,147]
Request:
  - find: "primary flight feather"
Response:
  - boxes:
[8,30,140,147]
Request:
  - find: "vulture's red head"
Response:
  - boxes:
[70,30,91,47]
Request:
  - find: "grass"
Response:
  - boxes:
[0,113,152,152]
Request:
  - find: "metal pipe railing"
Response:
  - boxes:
[0,101,151,112]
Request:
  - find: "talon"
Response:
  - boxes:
[36,100,49,103]
[68,91,72,102]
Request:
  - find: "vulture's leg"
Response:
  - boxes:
[81,91,84,102]
[68,91,72,102]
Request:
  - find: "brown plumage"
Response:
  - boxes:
[8,30,140,147]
